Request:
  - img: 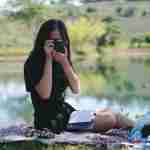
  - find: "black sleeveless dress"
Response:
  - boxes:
[24,51,76,134]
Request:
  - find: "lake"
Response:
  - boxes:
[0,58,150,128]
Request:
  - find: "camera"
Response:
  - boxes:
[53,39,65,53]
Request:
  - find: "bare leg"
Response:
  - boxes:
[115,112,135,129]
[93,109,117,132]
[93,108,135,132]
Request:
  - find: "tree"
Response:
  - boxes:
[3,0,51,37]
[5,0,48,25]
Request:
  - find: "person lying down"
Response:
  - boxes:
[67,108,134,132]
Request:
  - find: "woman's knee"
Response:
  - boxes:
[93,112,117,132]
[96,108,112,114]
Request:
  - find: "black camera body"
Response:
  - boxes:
[53,39,65,53]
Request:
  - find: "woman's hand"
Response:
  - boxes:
[44,40,54,59]
[52,47,68,65]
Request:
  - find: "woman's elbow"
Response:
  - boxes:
[35,86,51,100]
[40,92,51,100]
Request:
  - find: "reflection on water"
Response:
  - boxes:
[66,95,150,120]
[0,79,33,127]
[0,79,150,128]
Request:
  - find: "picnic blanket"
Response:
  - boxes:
[0,123,147,149]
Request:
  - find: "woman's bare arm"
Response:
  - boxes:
[62,60,80,94]
[35,56,53,100]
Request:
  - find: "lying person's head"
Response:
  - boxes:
[141,124,150,138]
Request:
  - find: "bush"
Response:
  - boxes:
[96,23,121,47]
[130,35,144,48]
[142,10,147,16]
[86,7,97,13]
[102,16,115,23]
[0,18,32,49]
[67,16,106,58]
[130,33,150,48]
[144,32,150,43]
[116,6,122,15]
[117,6,136,17]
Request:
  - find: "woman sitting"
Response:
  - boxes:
[24,19,134,134]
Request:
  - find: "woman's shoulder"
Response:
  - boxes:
[24,50,33,63]
[24,50,39,66]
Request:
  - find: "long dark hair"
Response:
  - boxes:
[33,19,72,63]
[27,19,75,97]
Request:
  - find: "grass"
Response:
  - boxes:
[0,142,129,150]
[0,142,103,150]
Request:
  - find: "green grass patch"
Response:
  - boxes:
[0,142,100,150]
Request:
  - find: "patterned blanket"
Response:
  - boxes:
[0,124,136,149]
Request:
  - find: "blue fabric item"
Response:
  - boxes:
[66,121,94,131]
[128,112,150,142]
[66,110,95,131]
